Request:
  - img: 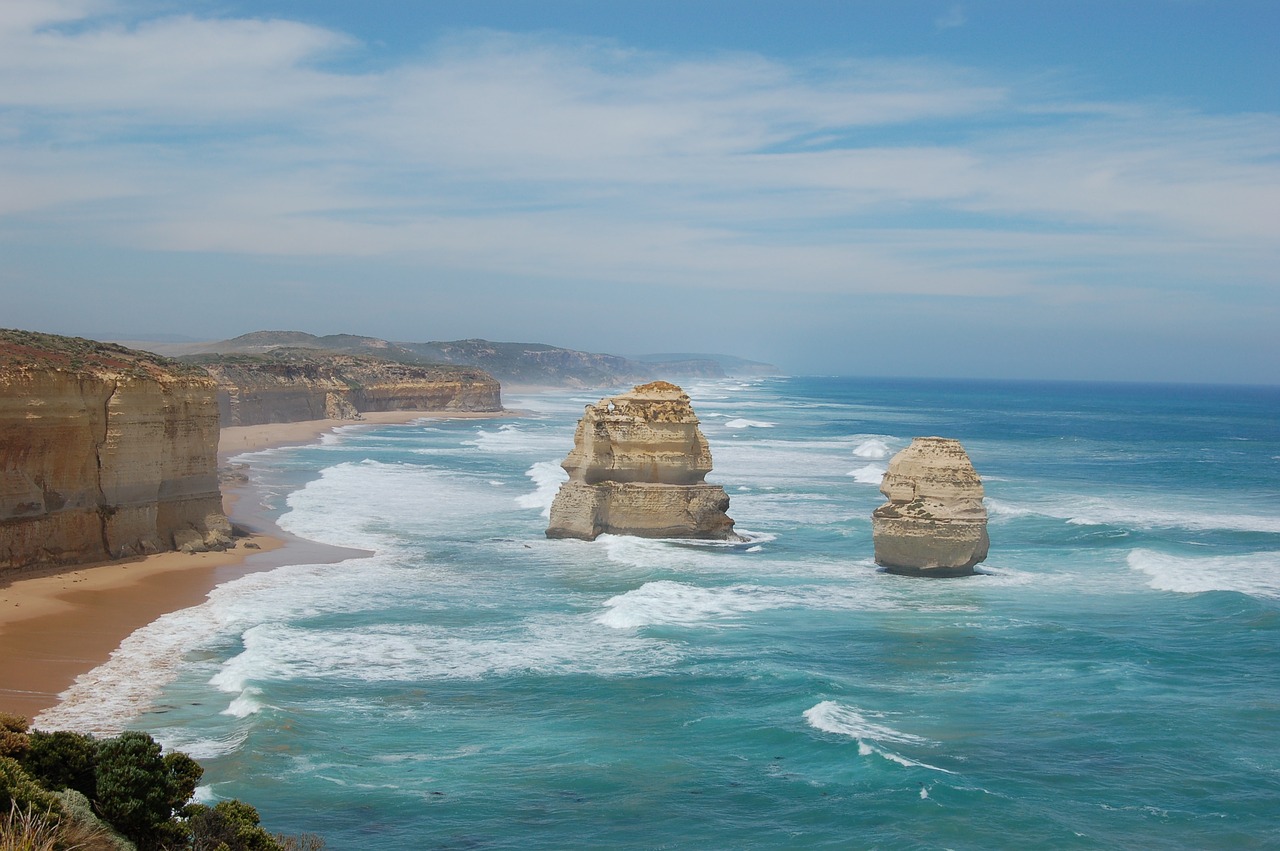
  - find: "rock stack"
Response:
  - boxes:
[546,381,737,541]
[872,437,989,576]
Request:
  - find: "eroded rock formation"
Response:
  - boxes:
[1,330,230,572]
[546,381,737,540]
[872,437,989,576]
[190,350,502,426]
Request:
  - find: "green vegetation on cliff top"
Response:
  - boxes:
[0,329,209,381]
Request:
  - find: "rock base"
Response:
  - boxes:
[547,481,737,541]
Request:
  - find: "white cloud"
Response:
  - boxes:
[0,2,1276,313]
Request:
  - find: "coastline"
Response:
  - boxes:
[0,408,509,723]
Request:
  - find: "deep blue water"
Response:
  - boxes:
[40,376,1280,849]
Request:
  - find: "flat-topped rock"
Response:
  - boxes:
[547,382,737,540]
[872,436,989,576]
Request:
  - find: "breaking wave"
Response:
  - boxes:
[804,701,954,773]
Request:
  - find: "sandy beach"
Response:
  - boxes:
[0,408,508,723]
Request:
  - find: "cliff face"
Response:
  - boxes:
[871,437,989,576]
[0,330,229,572]
[547,381,737,541]
[191,350,502,426]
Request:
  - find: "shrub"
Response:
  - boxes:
[0,758,61,829]
[94,732,184,849]
[186,800,283,851]
[0,717,29,761]
[22,731,97,798]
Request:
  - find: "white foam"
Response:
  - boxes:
[803,701,953,773]
[221,688,266,719]
[987,494,1280,534]
[33,598,229,736]
[34,551,448,735]
[208,617,677,683]
[724,418,776,429]
[279,459,519,551]
[517,461,568,518]
[464,423,569,456]
[848,463,886,484]
[1127,548,1280,599]
[596,581,784,629]
[852,439,893,459]
[155,728,251,762]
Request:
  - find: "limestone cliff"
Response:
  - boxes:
[871,437,989,576]
[0,330,229,572]
[546,381,737,540]
[188,350,502,427]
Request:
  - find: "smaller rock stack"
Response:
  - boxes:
[872,437,989,576]
[546,381,737,541]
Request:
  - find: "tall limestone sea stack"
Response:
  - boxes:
[0,330,230,572]
[872,437,989,576]
[546,381,738,541]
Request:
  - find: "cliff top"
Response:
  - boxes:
[0,328,210,382]
[182,348,496,383]
[139,330,777,386]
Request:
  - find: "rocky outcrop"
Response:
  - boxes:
[546,381,737,540]
[0,330,229,573]
[188,350,502,427]
[872,437,989,576]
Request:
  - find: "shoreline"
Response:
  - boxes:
[0,408,510,723]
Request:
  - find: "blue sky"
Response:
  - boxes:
[1,1,1277,383]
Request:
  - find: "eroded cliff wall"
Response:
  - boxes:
[195,351,501,426]
[1,330,228,572]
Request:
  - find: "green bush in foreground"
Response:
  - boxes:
[0,757,64,832]
[94,731,194,850]
[25,731,98,799]
[0,721,322,851]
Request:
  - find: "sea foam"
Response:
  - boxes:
[804,701,953,773]
[596,581,784,629]
[852,438,893,459]
[848,463,886,484]
[1127,548,1280,599]
[518,461,568,518]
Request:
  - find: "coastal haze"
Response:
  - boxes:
[2,1,1277,384]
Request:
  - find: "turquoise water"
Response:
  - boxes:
[40,377,1280,848]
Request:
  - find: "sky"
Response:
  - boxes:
[1,0,1277,383]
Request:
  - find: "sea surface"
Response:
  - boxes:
[39,377,1280,849]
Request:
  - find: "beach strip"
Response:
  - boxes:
[0,409,508,722]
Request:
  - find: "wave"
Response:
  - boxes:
[517,461,567,518]
[804,701,954,773]
[852,439,893,459]
[279,459,521,552]
[207,617,678,685]
[847,463,886,485]
[723,418,776,429]
[1127,548,1280,599]
[464,423,568,455]
[986,496,1280,535]
[596,581,783,629]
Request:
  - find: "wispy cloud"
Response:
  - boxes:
[0,2,1276,326]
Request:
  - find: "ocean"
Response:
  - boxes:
[37,376,1280,849]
